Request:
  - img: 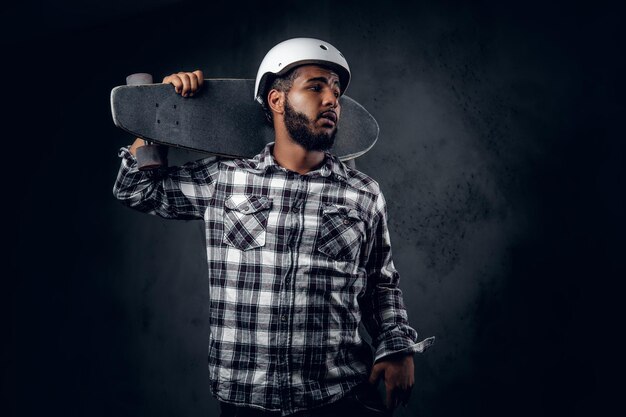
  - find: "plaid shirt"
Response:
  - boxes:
[113,143,434,415]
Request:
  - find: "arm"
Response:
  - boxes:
[360,189,435,409]
[112,145,219,220]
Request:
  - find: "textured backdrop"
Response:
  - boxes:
[4,1,624,416]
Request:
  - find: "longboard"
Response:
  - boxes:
[110,79,379,161]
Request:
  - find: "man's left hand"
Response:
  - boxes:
[368,353,414,410]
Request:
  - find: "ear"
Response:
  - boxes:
[267,89,285,115]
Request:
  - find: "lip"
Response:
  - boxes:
[319,111,337,125]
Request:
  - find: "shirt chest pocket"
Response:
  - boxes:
[317,204,365,262]
[223,194,273,251]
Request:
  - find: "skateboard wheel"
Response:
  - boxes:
[136,143,168,171]
[126,73,154,86]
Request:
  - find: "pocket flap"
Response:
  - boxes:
[322,204,361,221]
[225,194,272,214]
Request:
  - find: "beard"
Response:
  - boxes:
[283,98,338,152]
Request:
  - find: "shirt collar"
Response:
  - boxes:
[241,142,350,181]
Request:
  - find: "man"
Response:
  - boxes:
[113,38,433,417]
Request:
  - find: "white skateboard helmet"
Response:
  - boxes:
[254,37,351,105]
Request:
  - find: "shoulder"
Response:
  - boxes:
[336,158,382,197]
[177,155,223,174]
[181,155,251,172]
[216,149,268,173]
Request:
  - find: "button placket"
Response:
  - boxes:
[277,171,303,412]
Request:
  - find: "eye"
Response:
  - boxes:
[309,84,321,92]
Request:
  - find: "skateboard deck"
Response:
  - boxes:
[110,79,379,161]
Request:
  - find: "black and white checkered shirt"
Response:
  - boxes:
[113,142,434,415]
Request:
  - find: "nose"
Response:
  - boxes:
[322,89,339,109]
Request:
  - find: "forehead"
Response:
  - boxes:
[293,65,340,84]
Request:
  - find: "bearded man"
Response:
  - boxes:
[113,38,433,417]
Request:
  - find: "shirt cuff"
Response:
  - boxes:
[118,145,148,175]
[118,145,136,162]
[373,328,435,362]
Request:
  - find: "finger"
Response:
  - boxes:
[177,72,191,97]
[393,386,403,410]
[386,384,393,410]
[368,365,382,385]
[163,74,183,94]
[187,73,199,96]
[193,70,204,89]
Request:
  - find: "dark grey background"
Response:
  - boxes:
[3,0,624,416]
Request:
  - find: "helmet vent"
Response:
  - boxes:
[319,44,328,50]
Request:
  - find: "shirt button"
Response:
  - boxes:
[281,314,287,322]
[242,205,249,211]
[291,206,299,213]
[285,277,291,285]
[343,218,352,225]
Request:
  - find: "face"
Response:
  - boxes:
[281,65,342,151]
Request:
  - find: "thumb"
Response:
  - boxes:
[368,363,384,385]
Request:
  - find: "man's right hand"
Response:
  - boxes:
[162,70,204,97]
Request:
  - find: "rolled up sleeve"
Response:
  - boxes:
[360,190,435,362]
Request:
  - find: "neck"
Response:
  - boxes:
[272,123,326,175]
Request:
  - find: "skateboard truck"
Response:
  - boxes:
[126,73,169,171]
